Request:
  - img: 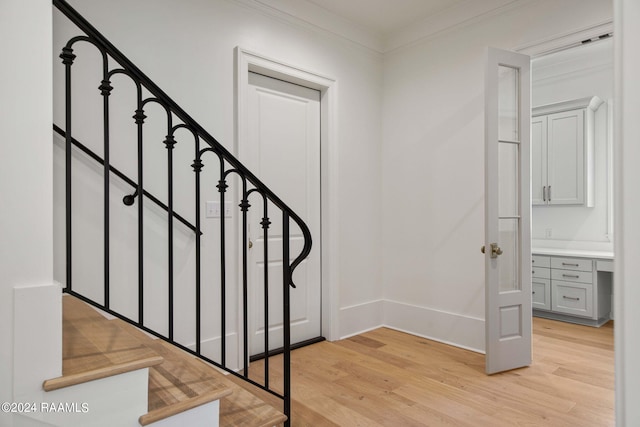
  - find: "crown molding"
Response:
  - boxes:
[384,0,524,53]
[228,0,612,56]
[230,0,384,53]
[229,0,537,55]
[532,36,613,84]
[515,20,613,57]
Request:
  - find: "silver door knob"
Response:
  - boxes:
[481,243,503,259]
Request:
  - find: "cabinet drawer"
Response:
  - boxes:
[532,266,550,279]
[550,257,593,272]
[532,255,551,268]
[551,269,593,284]
[552,281,594,318]
[532,278,551,311]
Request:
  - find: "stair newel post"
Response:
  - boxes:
[282,211,292,427]
[239,180,251,377]
[192,151,203,355]
[60,45,76,293]
[99,52,112,309]
[133,86,146,326]
[165,124,175,342]
[218,160,228,366]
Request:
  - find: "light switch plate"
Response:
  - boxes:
[206,201,232,218]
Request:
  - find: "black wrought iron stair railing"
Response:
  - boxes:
[53,124,200,236]
[53,0,312,424]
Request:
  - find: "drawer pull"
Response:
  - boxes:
[562,262,579,267]
[532,291,536,294]
[562,296,580,301]
[562,274,580,279]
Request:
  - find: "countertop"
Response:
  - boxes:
[532,247,614,260]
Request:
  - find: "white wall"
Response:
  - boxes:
[53,0,384,348]
[0,1,54,426]
[532,38,614,251]
[381,0,613,351]
[615,0,640,424]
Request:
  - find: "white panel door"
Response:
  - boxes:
[246,72,321,356]
[484,47,532,374]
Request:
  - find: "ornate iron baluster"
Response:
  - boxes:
[60,45,75,293]
[133,95,146,326]
[99,57,112,309]
[218,160,228,366]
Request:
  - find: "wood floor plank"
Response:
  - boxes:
[248,317,614,426]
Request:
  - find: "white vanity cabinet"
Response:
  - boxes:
[532,253,612,327]
[532,96,604,207]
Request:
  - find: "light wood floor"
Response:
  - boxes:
[247,317,614,426]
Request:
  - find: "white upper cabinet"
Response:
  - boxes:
[531,116,547,205]
[547,109,585,205]
[532,96,603,207]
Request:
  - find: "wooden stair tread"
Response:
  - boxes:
[144,340,232,410]
[139,388,232,425]
[44,295,164,391]
[186,360,285,427]
[54,295,286,426]
[43,354,163,392]
[219,383,288,427]
[220,368,287,426]
[142,342,286,426]
[110,317,287,425]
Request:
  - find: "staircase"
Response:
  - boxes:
[39,294,287,426]
[47,0,313,425]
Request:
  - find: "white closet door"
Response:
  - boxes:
[246,72,322,356]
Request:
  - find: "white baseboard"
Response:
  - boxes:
[338,300,384,339]
[338,299,485,353]
[383,300,485,354]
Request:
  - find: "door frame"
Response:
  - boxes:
[235,47,340,356]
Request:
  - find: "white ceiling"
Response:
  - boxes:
[252,0,521,52]
[306,0,467,35]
